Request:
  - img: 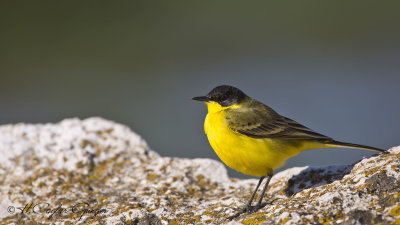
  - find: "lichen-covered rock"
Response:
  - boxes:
[0,118,398,224]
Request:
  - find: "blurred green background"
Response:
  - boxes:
[1,1,399,178]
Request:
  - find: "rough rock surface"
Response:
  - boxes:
[0,117,399,225]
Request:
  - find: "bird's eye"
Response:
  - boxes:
[208,94,226,102]
[207,95,216,101]
[219,94,228,102]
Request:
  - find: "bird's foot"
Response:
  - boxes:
[226,203,265,220]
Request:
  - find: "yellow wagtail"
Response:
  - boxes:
[193,85,386,218]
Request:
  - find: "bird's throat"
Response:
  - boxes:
[205,102,241,114]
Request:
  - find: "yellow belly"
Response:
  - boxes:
[204,110,325,177]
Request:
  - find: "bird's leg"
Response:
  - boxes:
[253,173,273,211]
[227,176,265,220]
[245,176,265,211]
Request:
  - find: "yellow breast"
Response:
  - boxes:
[203,102,321,177]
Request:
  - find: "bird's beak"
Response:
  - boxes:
[192,96,210,102]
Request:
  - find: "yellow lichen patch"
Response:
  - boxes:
[317,214,344,225]
[37,181,46,188]
[80,139,95,149]
[363,166,382,177]
[169,212,202,224]
[97,196,108,203]
[168,218,181,225]
[280,216,291,224]
[147,173,159,181]
[242,213,267,225]
[389,205,400,217]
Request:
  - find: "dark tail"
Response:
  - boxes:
[325,140,387,154]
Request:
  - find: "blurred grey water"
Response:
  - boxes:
[1,1,399,178]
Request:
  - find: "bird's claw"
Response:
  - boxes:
[226,204,262,220]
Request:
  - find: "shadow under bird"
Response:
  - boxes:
[192,85,386,219]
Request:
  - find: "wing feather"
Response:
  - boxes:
[226,101,331,140]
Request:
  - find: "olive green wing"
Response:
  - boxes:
[225,101,331,140]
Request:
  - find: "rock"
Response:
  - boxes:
[0,117,399,224]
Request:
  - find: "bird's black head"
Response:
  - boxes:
[192,85,248,107]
